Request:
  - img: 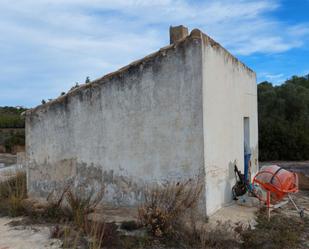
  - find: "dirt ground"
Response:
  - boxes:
[0,217,61,249]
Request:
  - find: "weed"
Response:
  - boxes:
[65,186,105,227]
[138,178,202,238]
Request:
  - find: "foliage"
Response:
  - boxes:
[0,106,26,152]
[0,106,26,128]
[3,130,25,152]
[258,74,309,160]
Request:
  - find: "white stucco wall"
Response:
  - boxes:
[201,34,258,215]
[25,30,258,216]
[26,35,206,209]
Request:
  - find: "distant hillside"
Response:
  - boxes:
[0,106,26,153]
[258,75,309,161]
[0,106,26,128]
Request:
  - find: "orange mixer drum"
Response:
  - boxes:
[253,165,299,200]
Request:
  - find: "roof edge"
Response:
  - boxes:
[25,28,255,116]
[25,33,199,116]
[190,29,255,75]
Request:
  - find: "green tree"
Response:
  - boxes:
[258,75,309,161]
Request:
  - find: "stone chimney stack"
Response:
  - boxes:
[169,25,189,44]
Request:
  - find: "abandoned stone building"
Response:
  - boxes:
[25,26,258,216]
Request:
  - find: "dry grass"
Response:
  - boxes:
[137,178,245,249]
[84,218,119,249]
[23,186,71,222]
[0,171,27,217]
[16,183,105,227]
[158,216,241,249]
[50,216,119,249]
[138,178,203,238]
[50,224,84,249]
[27,184,105,226]
[241,211,307,249]
[197,222,241,249]
[44,186,70,221]
[65,186,105,228]
[85,221,105,249]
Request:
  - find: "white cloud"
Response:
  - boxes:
[287,24,309,37]
[0,0,308,106]
[259,72,286,84]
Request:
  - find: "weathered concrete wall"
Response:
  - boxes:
[200,32,258,215]
[26,35,206,209]
[26,29,258,216]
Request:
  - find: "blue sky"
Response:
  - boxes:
[0,0,308,107]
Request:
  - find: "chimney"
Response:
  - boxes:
[169,25,189,44]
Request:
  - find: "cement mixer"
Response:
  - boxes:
[252,165,304,218]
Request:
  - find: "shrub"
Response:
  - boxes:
[0,106,26,128]
[138,178,203,238]
[258,75,309,161]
